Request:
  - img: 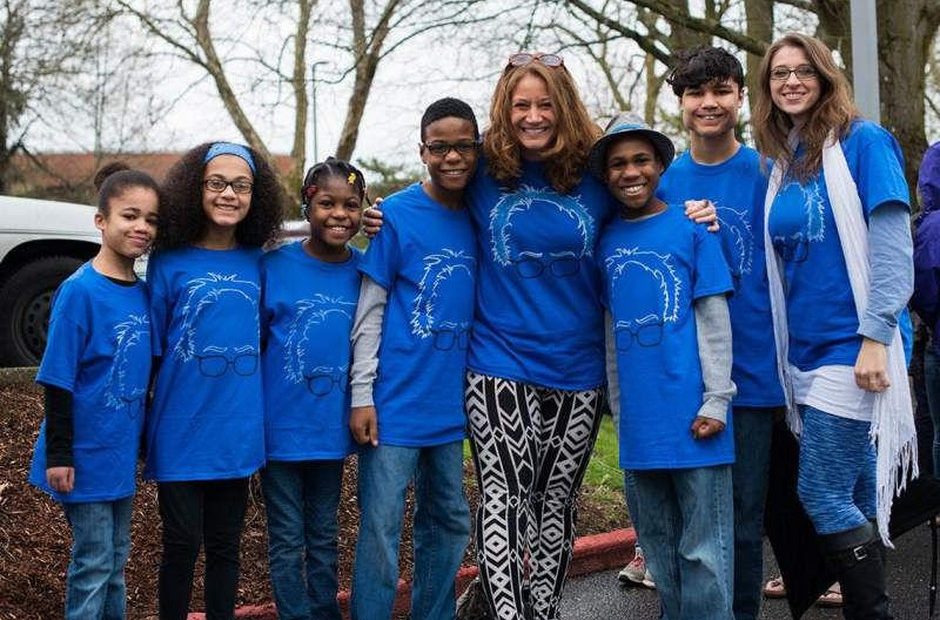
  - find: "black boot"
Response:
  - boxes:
[822,521,893,620]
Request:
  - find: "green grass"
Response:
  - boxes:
[461,413,622,493]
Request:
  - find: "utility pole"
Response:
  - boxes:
[308,60,328,171]
[850,0,880,122]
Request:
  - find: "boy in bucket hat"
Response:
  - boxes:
[593,113,738,620]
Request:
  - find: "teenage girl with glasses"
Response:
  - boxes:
[145,142,283,619]
[258,157,365,620]
[754,33,915,618]
[28,162,161,619]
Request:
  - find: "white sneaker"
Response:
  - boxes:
[618,546,656,588]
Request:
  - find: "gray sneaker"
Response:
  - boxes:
[618,546,655,588]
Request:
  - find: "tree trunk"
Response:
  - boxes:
[743,0,773,119]
[877,0,939,191]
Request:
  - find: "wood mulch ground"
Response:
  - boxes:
[0,383,627,619]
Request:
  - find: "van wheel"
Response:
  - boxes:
[0,256,84,367]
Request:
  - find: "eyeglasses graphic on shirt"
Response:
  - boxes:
[615,316,664,351]
[432,324,470,351]
[511,251,580,279]
[304,369,348,397]
[115,393,145,419]
[196,348,259,377]
[774,236,810,263]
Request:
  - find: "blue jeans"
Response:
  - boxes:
[261,460,344,620]
[925,346,940,476]
[351,441,470,620]
[631,465,734,620]
[797,405,876,535]
[731,407,774,620]
[62,497,133,620]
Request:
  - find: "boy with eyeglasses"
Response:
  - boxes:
[348,97,480,620]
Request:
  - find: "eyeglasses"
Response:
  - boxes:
[196,351,258,377]
[769,65,817,82]
[511,251,580,279]
[304,369,348,397]
[204,178,254,194]
[507,52,564,68]
[614,318,664,351]
[420,140,480,157]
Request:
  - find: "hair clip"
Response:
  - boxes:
[303,185,318,200]
[347,172,357,185]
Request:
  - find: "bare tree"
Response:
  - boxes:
[552,0,940,189]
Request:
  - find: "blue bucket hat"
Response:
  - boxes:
[588,113,675,180]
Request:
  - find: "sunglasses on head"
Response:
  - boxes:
[507,52,564,69]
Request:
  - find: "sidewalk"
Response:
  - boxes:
[185,528,637,620]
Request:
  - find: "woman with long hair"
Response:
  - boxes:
[754,33,915,618]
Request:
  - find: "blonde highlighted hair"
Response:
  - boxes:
[752,33,860,181]
[484,61,601,194]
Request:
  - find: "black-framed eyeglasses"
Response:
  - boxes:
[420,140,480,158]
[774,237,810,263]
[431,325,470,351]
[204,178,254,194]
[510,252,580,279]
[304,370,348,397]
[507,52,564,68]
[196,351,259,377]
[615,318,664,351]
[769,65,817,82]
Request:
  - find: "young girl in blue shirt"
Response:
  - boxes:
[259,157,364,619]
[28,162,161,619]
[146,142,283,619]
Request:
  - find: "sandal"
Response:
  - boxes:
[815,583,843,608]
[763,575,786,599]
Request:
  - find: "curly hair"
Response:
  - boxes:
[156,142,284,250]
[484,60,600,194]
[752,33,859,182]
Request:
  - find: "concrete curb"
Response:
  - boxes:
[188,527,636,620]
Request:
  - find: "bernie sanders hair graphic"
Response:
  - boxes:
[488,185,595,270]
[283,294,357,386]
[716,205,755,277]
[172,273,261,366]
[604,247,682,324]
[104,313,151,415]
[410,249,476,338]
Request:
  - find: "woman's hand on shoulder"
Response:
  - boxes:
[855,337,890,392]
[685,199,720,232]
[46,466,74,493]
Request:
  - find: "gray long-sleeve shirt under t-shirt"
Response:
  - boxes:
[350,275,387,408]
[606,294,736,426]
[859,202,914,345]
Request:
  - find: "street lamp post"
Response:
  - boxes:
[309,60,328,170]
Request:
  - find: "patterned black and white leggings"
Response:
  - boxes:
[465,371,603,620]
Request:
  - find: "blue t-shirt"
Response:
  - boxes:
[599,207,735,470]
[145,246,264,481]
[29,263,151,502]
[659,146,785,407]
[359,183,476,447]
[466,161,610,389]
[261,241,360,460]
[767,120,910,371]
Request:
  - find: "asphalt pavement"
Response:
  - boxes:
[560,522,938,619]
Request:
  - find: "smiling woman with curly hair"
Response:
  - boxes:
[146,141,283,619]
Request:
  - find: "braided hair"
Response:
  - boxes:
[300,157,367,220]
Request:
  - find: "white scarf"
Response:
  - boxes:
[763,131,918,546]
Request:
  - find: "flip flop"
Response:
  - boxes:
[763,576,786,599]
[815,583,843,608]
